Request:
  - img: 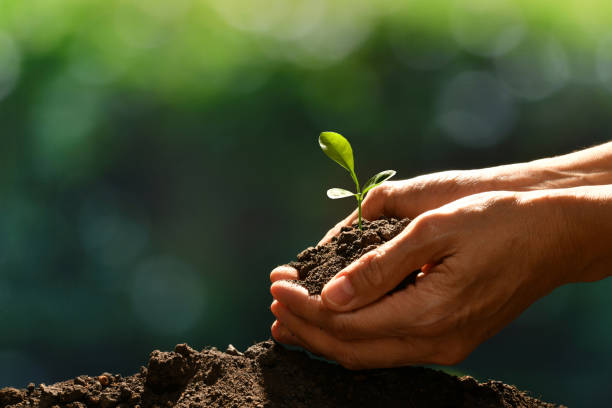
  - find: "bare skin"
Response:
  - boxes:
[270,142,612,369]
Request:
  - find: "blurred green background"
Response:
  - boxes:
[1,0,611,406]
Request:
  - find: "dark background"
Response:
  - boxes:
[1,1,611,406]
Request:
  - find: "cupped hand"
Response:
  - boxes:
[270,170,494,283]
[316,170,497,245]
[270,190,576,369]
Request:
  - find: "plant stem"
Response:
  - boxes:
[350,171,362,230]
[357,195,363,231]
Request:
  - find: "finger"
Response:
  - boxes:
[272,277,452,339]
[321,217,450,312]
[271,320,302,347]
[317,209,358,246]
[271,301,436,369]
[270,265,299,282]
[360,183,393,220]
[271,279,310,301]
[271,281,399,340]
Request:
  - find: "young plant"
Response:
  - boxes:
[319,131,396,230]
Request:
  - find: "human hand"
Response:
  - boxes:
[316,169,502,245]
[270,190,578,369]
[270,144,612,284]
[270,169,497,284]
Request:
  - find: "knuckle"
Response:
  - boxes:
[410,214,443,240]
[360,249,386,288]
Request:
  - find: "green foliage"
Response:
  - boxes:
[363,170,397,195]
[326,188,356,199]
[318,132,396,230]
[319,132,355,173]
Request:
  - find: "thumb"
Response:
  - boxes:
[321,220,445,312]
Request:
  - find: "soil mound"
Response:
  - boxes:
[1,340,561,407]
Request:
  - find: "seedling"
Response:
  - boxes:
[319,131,396,230]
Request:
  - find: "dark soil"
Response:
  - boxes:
[1,218,563,407]
[1,341,561,408]
[288,217,416,295]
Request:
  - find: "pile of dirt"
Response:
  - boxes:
[1,341,560,407]
[0,218,563,407]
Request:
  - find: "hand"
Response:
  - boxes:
[268,168,530,355]
[270,190,578,369]
[317,169,503,245]
[270,169,498,283]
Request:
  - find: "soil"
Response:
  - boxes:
[288,217,417,295]
[0,341,562,408]
[1,218,563,408]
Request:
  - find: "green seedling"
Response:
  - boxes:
[319,131,396,230]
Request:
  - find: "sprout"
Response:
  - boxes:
[319,131,396,230]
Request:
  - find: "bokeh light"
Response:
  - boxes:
[496,33,570,101]
[131,256,206,335]
[0,32,20,102]
[436,71,516,148]
[450,0,526,57]
[596,33,612,92]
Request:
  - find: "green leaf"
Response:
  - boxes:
[327,188,356,199]
[319,132,355,173]
[362,170,396,195]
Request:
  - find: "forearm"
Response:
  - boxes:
[483,141,612,191]
[520,185,612,285]
[380,142,612,224]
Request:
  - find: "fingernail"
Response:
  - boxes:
[323,275,355,307]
